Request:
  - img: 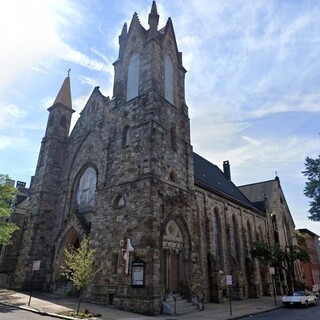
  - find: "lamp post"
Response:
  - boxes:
[284,235,297,293]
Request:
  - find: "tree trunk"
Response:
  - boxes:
[76,291,82,315]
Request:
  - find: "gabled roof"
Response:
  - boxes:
[193,152,259,212]
[238,179,276,205]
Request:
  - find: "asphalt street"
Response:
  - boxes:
[243,303,320,319]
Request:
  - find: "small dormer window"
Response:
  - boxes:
[127,52,140,101]
[165,55,174,104]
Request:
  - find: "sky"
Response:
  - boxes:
[0,0,319,235]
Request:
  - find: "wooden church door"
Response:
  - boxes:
[162,220,184,293]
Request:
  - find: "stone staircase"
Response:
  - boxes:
[163,293,200,315]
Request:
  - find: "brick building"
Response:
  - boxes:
[0,2,303,315]
[298,228,320,292]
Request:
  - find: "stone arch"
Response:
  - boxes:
[160,214,191,294]
[53,227,81,282]
[70,165,98,234]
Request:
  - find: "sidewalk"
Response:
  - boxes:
[0,289,282,320]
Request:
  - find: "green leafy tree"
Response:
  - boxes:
[302,155,320,221]
[0,174,19,245]
[60,237,97,314]
[251,240,310,293]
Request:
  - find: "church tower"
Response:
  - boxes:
[12,73,75,289]
[88,2,199,314]
[112,1,193,188]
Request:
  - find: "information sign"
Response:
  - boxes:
[131,259,145,287]
[32,261,41,271]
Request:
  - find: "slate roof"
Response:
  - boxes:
[193,152,260,212]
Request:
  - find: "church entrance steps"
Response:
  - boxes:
[163,293,199,315]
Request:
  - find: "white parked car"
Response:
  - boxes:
[282,291,318,307]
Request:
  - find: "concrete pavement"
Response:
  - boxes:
[0,289,282,320]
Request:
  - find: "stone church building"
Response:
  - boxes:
[1,2,303,315]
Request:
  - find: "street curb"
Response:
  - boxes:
[0,301,78,320]
[226,305,283,319]
[0,299,283,320]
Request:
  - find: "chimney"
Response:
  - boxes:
[223,160,231,180]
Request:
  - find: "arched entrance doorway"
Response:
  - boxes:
[161,219,187,294]
[53,227,80,283]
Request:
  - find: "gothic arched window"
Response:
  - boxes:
[230,215,239,261]
[122,126,131,147]
[246,221,253,255]
[213,208,222,264]
[76,167,97,213]
[127,52,140,101]
[165,55,174,104]
[114,194,125,208]
[60,115,67,128]
[170,127,177,150]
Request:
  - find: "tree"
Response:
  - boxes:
[251,240,310,293]
[60,237,97,315]
[302,155,320,221]
[0,174,19,245]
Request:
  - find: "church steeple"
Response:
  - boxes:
[53,69,72,109]
[34,71,75,189]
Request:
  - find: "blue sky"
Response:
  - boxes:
[0,0,319,234]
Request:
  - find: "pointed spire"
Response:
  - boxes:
[148,1,159,31]
[118,23,128,58]
[120,22,127,39]
[53,70,72,108]
[150,0,158,15]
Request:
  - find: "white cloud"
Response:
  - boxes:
[0,104,25,128]
[0,136,11,150]
[63,47,110,72]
